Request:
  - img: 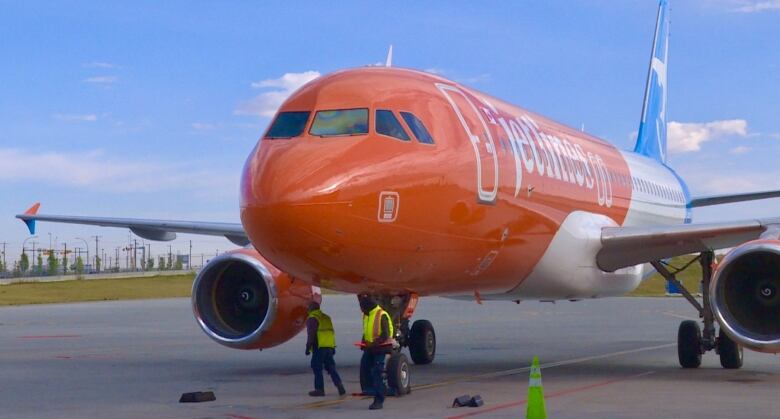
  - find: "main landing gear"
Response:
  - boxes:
[357,293,437,396]
[652,251,743,369]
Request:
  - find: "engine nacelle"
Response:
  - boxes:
[192,248,319,350]
[711,240,780,353]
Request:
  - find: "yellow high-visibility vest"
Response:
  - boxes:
[362,305,393,344]
[307,309,336,349]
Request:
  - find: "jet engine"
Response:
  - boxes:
[192,248,319,350]
[711,240,780,353]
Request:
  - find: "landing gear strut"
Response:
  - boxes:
[652,251,743,369]
[356,293,436,396]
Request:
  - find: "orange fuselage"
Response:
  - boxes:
[240,67,632,296]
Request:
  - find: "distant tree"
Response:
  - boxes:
[47,251,58,276]
[158,256,166,271]
[147,258,154,270]
[19,253,29,274]
[0,258,4,274]
[95,255,101,272]
[13,262,21,277]
[62,254,68,275]
[74,256,84,279]
[36,253,43,274]
[174,256,183,270]
[167,254,173,271]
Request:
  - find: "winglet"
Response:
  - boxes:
[385,44,393,67]
[24,202,41,216]
[20,202,40,234]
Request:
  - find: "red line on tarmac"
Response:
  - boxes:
[446,371,654,419]
[17,335,81,339]
[225,414,255,419]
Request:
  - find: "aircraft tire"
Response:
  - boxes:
[678,320,702,368]
[386,352,411,396]
[718,329,743,369]
[409,319,436,365]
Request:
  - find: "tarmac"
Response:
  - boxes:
[1,295,779,418]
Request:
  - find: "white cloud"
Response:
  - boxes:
[732,0,780,12]
[53,113,98,122]
[82,61,118,69]
[84,75,118,85]
[0,148,236,195]
[235,71,320,118]
[730,145,751,154]
[191,122,217,131]
[668,119,748,153]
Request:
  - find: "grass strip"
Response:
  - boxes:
[0,273,195,306]
[628,255,704,297]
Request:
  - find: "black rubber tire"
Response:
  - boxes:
[409,319,436,365]
[359,351,372,393]
[678,320,702,368]
[386,352,411,396]
[718,329,744,369]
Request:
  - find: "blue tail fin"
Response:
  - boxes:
[634,0,670,164]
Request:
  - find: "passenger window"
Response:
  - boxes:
[265,111,310,139]
[310,108,368,137]
[400,112,435,144]
[375,110,410,141]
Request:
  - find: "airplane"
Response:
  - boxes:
[16,0,780,394]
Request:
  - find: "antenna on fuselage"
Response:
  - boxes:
[385,44,393,67]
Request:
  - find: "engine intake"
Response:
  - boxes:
[711,240,780,353]
[192,249,316,350]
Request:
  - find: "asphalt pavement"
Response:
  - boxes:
[1,295,778,418]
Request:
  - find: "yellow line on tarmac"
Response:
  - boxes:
[299,342,675,409]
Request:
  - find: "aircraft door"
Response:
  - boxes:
[437,84,499,204]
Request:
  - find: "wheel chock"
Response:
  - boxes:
[468,395,484,407]
[452,394,471,407]
[179,391,216,403]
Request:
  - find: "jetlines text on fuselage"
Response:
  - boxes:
[493,110,613,208]
[437,84,613,208]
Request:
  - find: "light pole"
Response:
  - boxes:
[75,237,89,271]
[23,235,38,253]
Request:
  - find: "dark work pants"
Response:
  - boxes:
[311,348,342,391]
[366,351,386,403]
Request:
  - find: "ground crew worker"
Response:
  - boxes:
[305,302,345,397]
[360,296,394,410]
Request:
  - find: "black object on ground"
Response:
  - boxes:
[179,391,216,403]
[452,394,471,407]
[468,395,484,407]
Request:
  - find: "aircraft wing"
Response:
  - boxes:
[597,217,780,272]
[15,203,250,246]
[689,189,780,208]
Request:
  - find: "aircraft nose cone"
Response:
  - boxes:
[239,141,359,279]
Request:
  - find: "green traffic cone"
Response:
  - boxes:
[526,356,547,419]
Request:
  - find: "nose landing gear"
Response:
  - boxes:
[356,293,437,397]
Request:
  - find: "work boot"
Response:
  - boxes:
[369,400,383,410]
[337,384,346,396]
[308,390,325,397]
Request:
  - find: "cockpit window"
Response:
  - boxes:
[400,112,434,144]
[265,111,310,139]
[310,108,369,137]
[376,110,411,141]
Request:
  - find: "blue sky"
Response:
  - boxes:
[1,1,779,266]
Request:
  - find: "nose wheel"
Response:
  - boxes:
[408,319,436,365]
